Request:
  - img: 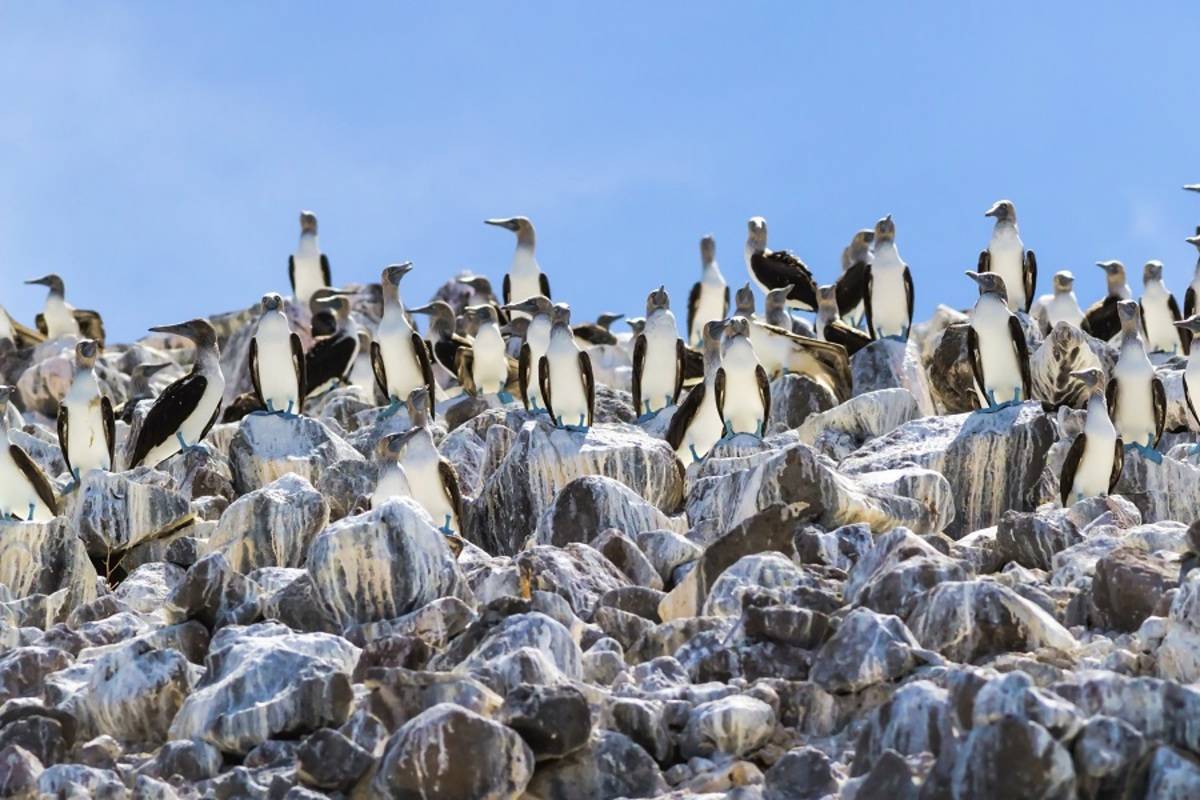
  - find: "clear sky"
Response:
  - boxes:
[3,3,1200,342]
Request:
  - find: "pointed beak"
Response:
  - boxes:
[484,218,520,232]
[964,271,983,285]
[984,203,1002,218]
[149,322,193,339]
[24,276,51,287]
[407,303,436,315]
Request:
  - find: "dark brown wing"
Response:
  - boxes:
[1168,294,1190,354]
[1008,315,1032,398]
[580,351,595,426]
[722,285,730,317]
[1059,433,1087,506]
[665,383,705,451]
[1105,378,1119,421]
[1186,287,1197,320]
[756,364,771,429]
[101,395,115,466]
[538,355,554,422]
[1110,438,1124,495]
[750,250,818,310]
[1152,377,1166,445]
[1082,296,1120,341]
[370,339,387,399]
[458,347,476,395]
[631,334,646,415]
[413,332,437,419]
[287,256,295,293]
[673,338,685,404]
[539,273,551,299]
[903,267,915,330]
[35,313,47,337]
[128,372,208,468]
[1139,301,1150,339]
[56,407,70,474]
[290,333,307,412]
[74,311,105,345]
[438,459,464,529]
[304,334,357,395]
[687,282,701,341]
[1186,376,1200,429]
[502,274,511,305]
[966,326,986,404]
[1023,250,1037,313]
[864,267,877,339]
[682,346,704,386]
[977,250,991,274]
[320,254,331,287]
[433,338,462,372]
[248,337,264,407]
[518,343,532,409]
[836,260,869,317]
[825,321,872,357]
[714,367,727,422]
[9,444,56,516]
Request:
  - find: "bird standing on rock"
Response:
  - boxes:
[744,216,818,313]
[837,228,874,328]
[304,292,361,397]
[25,273,105,344]
[486,217,550,314]
[1082,260,1132,342]
[1060,367,1123,505]
[372,263,435,419]
[127,319,224,469]
[1036,271,1084,334]
[1139,260,1186,355]
[0,385,57,521]
[979,199,1037,313]
[863,214,914,341]
[57,338,114,485]
[1174,315,1200,458]
[1108,300,1166,463]
[715,316,771,440]
[506,295,554,413]
[666,320,727,463]
[688,235,729,346]
[249,293,305,417]
[1184,235,1200,319]
[288,211,331,308]
[632,286,684,421]
[539,303,594,432]
[382,387,463,535]
[965,271,1031,413]
[459,305,512,401]
[816,284,871,356]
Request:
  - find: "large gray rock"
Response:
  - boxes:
[844,528,971,619]
[809,608,929,693]
[926,323,981,414]
[169,622,358,754]
[851,680,955,775]
[500,683,592,761]
[159,443,235,503]
[369,703,533,799]
[164,552,263,630]
[842,402,1057,537]
[534,475,684,547]
[1092,545,1178,632]
[851,338,936,417]
[1030,322,1114,409]
[307,499,472,630]
[209,473,329,572]
[794,388,921,461]
[522,730,668,800]
[0,519,98,613]
[15,340,75,417]
[66,467,192,558]
[516,544,629,621]
[679,694,776,758]
[228,412,363,494]
[436,612,583,690]
[945,716,1075,800]
[1159,572,1200,682]
[1114,448,1200,524]
[767,373,837,432]
[469,420,684,556]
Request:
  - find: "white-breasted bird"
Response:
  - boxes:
[715,316,771,439]
[485,217,550,315]
[505,295,554,413]
[744,217,818,312]
[249,293,305,416]
[57,338,114,484]
[688,235,729,346]
[382,388,463,534]
[1139,260,1186,355]
[372,263,435,418]
[1035,271,1084,334]
[979,200,1037,313]
[632,286,685,420]
[1174,315,1200,458]
[288,211,331,308]
[25,273,105,343]
[459,305,512,400]
[964,271,1032,412]
[538,303,594,431]
[666,320,726,463]
[1107,300,1166,462]
[1059,368,1123,505]
[863,214,914,341]
[0,386,57,521]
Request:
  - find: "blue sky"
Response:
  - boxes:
[3,3,1200,342]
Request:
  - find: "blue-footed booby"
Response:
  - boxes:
[288,211,331,308]
[666,320,726,463]
[57,338,114,484]
[965,271,1031,412]
[372,263,435,418]
[25,274,105,344]
[744,217,818,312]
[978,200,1037,313]
[0,386,57,520]
[1139,260,1186,355]
[1082,260,1132,342]
[715,316,770,439]
[688,235,729,346]
[249,293,305,416]
[863,214,914,341]
[538,303,594,431]
[1107,300,1166,462]
[485,217,550,314]
[632,286,684,421]
[1059,367,1123,505]
[381,387,463,534]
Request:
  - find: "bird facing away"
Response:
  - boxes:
[744,217,818,312]
[1081,260,1132,342]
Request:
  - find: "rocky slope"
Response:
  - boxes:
[0,309,1199,799]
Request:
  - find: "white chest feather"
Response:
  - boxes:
[1113,340,1157,443]
[641,312,680,406]
[472,324,508,393]
[378,307,424,397]
[65,370,110,473]
[508,248,542,306]
[44,296,80,339]
[692,278,726,343]
[0,433,53,520]
[400,437,456,529]
[292,236,326,305]
[721,339,766,434]
[869,247,909,336]
[1141,283,1181,353]
[254,313,301,408]
[547,334,588,422]
[676,377,724,461]
[1046,292,1084,328]
[971,296,1023,398]
[988,227,1026,309]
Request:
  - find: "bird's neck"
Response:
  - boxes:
[702,259,724,282]
[297,233,319,256]
[512,245,538,275]
[1108,276,1131,299]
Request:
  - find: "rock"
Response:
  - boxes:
[1142,745,1200,799]
[995,509,1082,571]
[522,730,668,800]
[637,530,703,586]
[926,323,981,414]
[763,746,839,800]
[443,612,583,688]
[209,473,329,572]
[258,570,339,634]
[114,562,186,615]
[0,647,74,704]
[851,338,936,417]
[165,552,263,630]
[1092,546,1178,632]
[160,443,235,502]
[66,640,193,743]
[688,442,948,538]
[1114,449,1200,525]
[139,738,222,781]
[169,622,358,754]
[0,518,99,613]
[66,467,193,558]
[906,581,1076,662]
[810,608,929,693]
[228,412,363,494]
[469,420,684,556]
[370,704,534,799]
[702,553,821,617]
[744,605,830,649]
[841,402,1057,537]
[844,528,971,619]
[853,750,918,800]
[296,727,372,790]
[1159,572,1200,682]
[592,530,664,590]
[0,744,43,796]
[0,712,66,768]
[314,458,376,522]
[534,475,684,547]
[680,694,775,758]
[36,763,126,799]
[945,717,1075,800]
[15,341,75,417]
[794,388,922,461]
[607,697,670,764]
[516,544,629,621]
[850,680,954,775]
[767,373,837,431]
[501,683,592,760]
[307,499,472,629]
[1030,322,1113,409]
[1072,715,1146,799]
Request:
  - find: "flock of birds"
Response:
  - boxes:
[4,191,1200,535]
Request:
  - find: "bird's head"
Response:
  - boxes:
[503,295,552,318]
[149,318,218,349]
[700,234,717,263]
[260,292,284,313]
[735,283,756,315]
[1069,367,1105,392]
[645,286,670,315]
[873,214,896,244]
[75,338,99,368]
[299,210,318,235]
[984,199,1016,224]
[1143,260,1165,283]
[965,271,1009,303]
[764,284,793,312]
[25,274,65,295]
[746,217,768,251]
[1052,271,1075,292]
[549,303,572,327]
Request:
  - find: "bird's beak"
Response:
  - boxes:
[964,271,983,285]
[1187,236,1200,247]
[407,303,435,315]
[149,322,194,339]
[484,218,520,232]
[24,276,51,287]
[984,202,1003,218]
[503,299,535,314]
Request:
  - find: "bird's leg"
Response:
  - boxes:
[578,414,588,433]
[498,390,514,404]
[978,389,1002,414]
[664,394,674,410]
[1012,387,1022,405]
[26,504,35,521]
[378,397,403,419]
[689,444,703,464]
[555,415,564,428]
[283,399,295,417]
[176,431,190,451]
[266,399,278,414]
[756,419,765,438]
[439,514,454,535]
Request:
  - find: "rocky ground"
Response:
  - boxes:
[2,297,1200,799]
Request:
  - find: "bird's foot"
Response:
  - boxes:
[26,504,35,521]
[378,398,403,419]
[635,410,659,424]
[498,391,515,404]
[688,444,703,464]
[1075,492,1085,504]
[883,332,907,343]
[756,420,765,438]
[1189,442,1200,460]
[564,415,589,434]
[1138,442,1164,464]
[439,515,455,536]
[280,400,297,418]
[175,432,192,451]
[63,468,82,494]
[718,419,735,443]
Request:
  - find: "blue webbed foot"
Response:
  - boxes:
[1189,442,1200,460]
[439,515,455,535]
[635,410,658,424]
[282,400,297,418]
[498,391,515,404]
[1140,441,1164,464]
[564,415,589,433]
[688,444,703,464]
[378,398,403,419]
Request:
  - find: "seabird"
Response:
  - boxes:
[1176,316,1200,458]
[458,305,512,400]
[1081,260,1132,342]
[308,288,340,338]
[485,217,550,314]
[979,200,1037,313]
[304,292,361,396]
[666,321,726,463]
[764,285,814,337]
[249,293,306,416]
[0,386,57,521]
[127,319,224,468]
[837,229,874,327]
[348,330,379,401]
[538,303,594,431]
[631,286,684,421]
[0,307,14,349]
[505,295,554,412]
[688,235,729,346]
[744,217,818,312]
[715,316,771,439]
[117,362,172,424]
[1036,271,1084,334]
[1139,260,1186,355]
[625,317,646,337]
[409,300,470,375]
[1107,299,1166,462]
[383,387,463,534]
[573,312,625,346]
[863,214,914,341]
[964,271,1032,412]
[1059,367,1123,505]
[1185,235,1200,319]
[25,274,105,344]
[372,263,435,418]
[57,338,114,484]
[288,210,331,308]
[816,284,871,356]
[457,275,508,323]
[370,429,412,510]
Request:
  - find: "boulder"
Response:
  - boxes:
[767,373,837,432]
[209,473,329,572]
[164,552,263,630]
[794,388,921,460]
[0,519,98,613]
[296,727,373,791]
[1092,546,1178,632]
[850,680,955,775]
[66,467,192,558]
[944,717,1075,800]
[159,443,235,502]
[500,683,592,760]
[1114,448,1200,524]
[763,746,840,800]
[522,730,668,800]
[228,412,363,494]
[1159,572,1200,682]
[809,608,929,693]
[851,338,936,417]
[515,544,629,621]
[679,694,776,758]
[66,640,193,743]
[534,475,684,547]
